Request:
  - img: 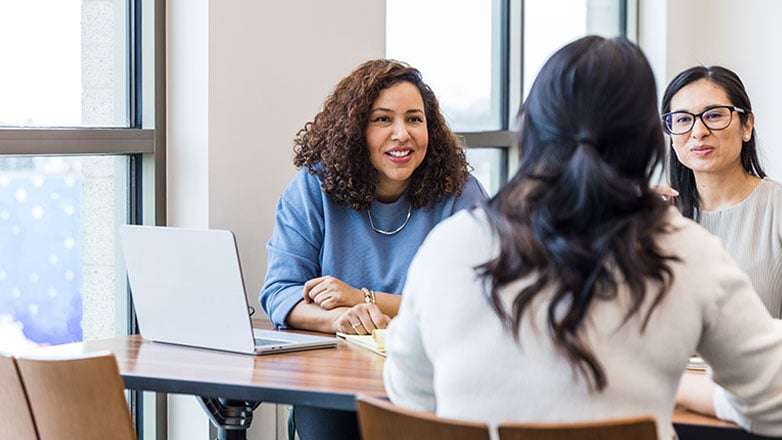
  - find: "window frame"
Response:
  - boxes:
[457,0,636,187]
[0,0,165,224]
[0,0,166,436]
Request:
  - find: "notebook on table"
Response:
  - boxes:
[118,225,339,355]
[337,329,387,357]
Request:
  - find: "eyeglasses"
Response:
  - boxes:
[662,105,746,135]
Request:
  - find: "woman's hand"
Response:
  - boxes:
[334,303,391,335]
[303,275,363,310]
[653,185,680,202]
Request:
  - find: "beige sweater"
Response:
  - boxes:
[385,207,782,440]
[699,178,782,318]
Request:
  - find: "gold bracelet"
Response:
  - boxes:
[361,287,376,304]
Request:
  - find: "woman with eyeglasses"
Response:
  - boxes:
[662,65,782,318]
[663,66,782,426]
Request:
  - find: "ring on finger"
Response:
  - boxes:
[350,322,361,329]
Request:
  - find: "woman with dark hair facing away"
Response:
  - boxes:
[260,59,486,440]
[661,65,782,318]
[384,36,782,439]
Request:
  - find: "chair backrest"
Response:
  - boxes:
[356,394,491,440]
[498,416,658,440]
[15,351,137,440]
[0,354,38,439]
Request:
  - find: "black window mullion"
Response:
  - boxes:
[499,0,511,131]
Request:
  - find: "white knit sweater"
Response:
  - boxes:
[384,207,782,440]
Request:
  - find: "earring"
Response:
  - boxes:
[744,134,751,141]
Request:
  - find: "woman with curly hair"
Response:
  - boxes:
[261,58,485,332]
[259,58,486,440]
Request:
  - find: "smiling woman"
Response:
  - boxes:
[259,58,487,440]
[366,81,429,203]
[260,58,487,335]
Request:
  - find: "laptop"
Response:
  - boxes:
[118,224,339,355]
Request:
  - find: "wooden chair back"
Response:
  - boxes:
[498,416,658,440]
[356,394,491,440]
[15,351,137,440]
[0,353,38,439]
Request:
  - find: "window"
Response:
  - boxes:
[387,0,509,195]
[0,155,129,350]
[0,0,162,353]
[387,0,502,132]
[387,0,635,195]
[0,0,163,433]
[0,0,128,128]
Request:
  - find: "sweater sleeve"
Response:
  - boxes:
[453,174,489,212]
[259,174,325,328]
[699,254,782,436]
[383,258,437,412]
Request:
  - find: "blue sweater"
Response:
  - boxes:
[260,168,488,328]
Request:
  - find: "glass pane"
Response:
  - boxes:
[0,0,128,127]
[523,0,588,98]
[386,0,502,131]
[0,155,128,352]
[465,147,507,196]
[524,0,626,98]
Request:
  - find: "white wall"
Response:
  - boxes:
[639,0,782,179]
[166,1,385,438]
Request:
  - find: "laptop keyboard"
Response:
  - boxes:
[254,338,290,347]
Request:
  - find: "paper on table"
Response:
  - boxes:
[336,329,386,357]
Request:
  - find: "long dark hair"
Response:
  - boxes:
[661,65,765,220]
[478,36,677,391]
[293,59,470,211]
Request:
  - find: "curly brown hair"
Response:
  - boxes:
[293,59,471,211]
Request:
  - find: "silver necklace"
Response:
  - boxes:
[367,203,412,236]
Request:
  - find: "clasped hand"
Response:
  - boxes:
[303,275,362,309]
[303,275,390,334]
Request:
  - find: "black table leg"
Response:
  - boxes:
[198,396,262,440]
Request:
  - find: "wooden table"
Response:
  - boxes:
[40,325,772,440]
[40,325,384,440]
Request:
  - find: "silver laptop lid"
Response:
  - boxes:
[119,225,337,355]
